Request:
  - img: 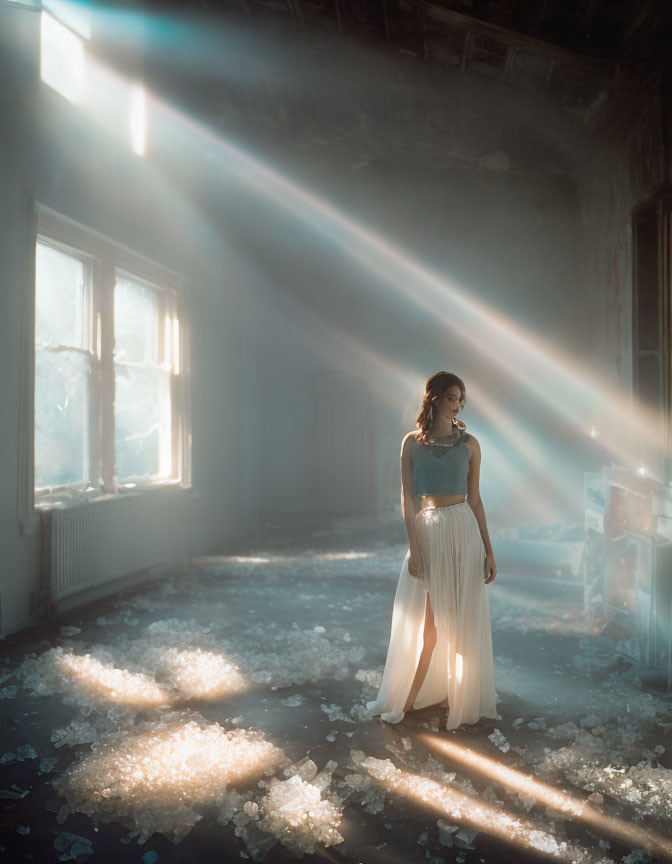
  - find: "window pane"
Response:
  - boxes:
[35,241,85,348]
[40,11,86,105]
[115,366,171,482]
[114,275,160,364]
[35,349,90,488]
[43,0,92,39]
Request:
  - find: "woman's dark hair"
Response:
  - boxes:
[415,371,467,444]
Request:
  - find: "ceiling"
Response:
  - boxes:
[182,0,670,65]
[142,0,670,183]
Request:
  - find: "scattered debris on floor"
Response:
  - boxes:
[1,525,671,862]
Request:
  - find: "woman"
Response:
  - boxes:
[366,371,498,731]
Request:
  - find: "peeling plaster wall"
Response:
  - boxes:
[579,75,669,391]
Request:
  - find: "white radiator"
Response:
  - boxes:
[48,493,185,604]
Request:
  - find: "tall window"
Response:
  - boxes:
[632,192,672,485]
[33,208,188,502]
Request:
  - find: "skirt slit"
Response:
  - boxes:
[366,501,497,731]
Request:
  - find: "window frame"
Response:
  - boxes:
[23,203,191,520]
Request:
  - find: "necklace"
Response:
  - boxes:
[425,427,463,447]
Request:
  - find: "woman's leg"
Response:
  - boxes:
[402,593,437,712]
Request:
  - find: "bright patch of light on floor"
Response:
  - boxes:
[53,714,287,844]
[357,753,588,861]
[196,551,373,567]
[321,551,373,560]
[228,555,272,564]
[158,646,249,700]
[57,651,173,707]
[426,735,672,861]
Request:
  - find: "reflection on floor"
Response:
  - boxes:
[1,516,671,863]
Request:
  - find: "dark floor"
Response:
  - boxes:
[1,517,671,864]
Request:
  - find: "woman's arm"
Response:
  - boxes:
[466,435,497,583]
[400,432,420,552]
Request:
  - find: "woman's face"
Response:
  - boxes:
[437,385,463,418]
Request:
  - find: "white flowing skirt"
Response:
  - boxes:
[366,502,498,731]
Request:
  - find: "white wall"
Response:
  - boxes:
[0,3,256,637]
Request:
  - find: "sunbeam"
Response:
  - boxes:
[147,93,665,478]
[358,753,596,861]
[40,8,662,483]
[425,735,672,861]
[31,10,626,521]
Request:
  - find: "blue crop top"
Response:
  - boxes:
[412,429,470,496]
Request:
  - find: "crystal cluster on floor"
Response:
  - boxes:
[246,623,366,687]
[216,756,343,859]
[533,717,672,822]
[51,709,288,845]
[17,615,365,724]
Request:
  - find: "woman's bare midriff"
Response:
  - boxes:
[417,494,466,514]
